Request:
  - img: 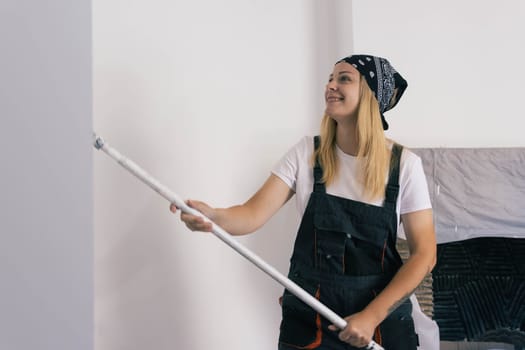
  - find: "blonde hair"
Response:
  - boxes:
[313,77,391,200]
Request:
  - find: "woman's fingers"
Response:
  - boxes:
[180,211,213,232]
[337,329,368,348]
[330,314,374,348]
[169,201,213,232]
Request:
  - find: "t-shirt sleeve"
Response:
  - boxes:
[271,136,310,192]
[399,152,432,215]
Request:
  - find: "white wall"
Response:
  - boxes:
[0,1,93,349]
[352,1,525,148]
[94,1,525,349]
[93,1,351,349]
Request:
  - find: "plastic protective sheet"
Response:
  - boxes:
[412,148,525,244]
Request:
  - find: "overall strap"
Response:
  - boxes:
[313,136,326,193]
[384,143,403,209]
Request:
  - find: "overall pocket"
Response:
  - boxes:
[278,278,322,349]
[377,299,418,350]
[315,230,346,274]
[313,213,388,275]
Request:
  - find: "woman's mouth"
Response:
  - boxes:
[326,96,343,103]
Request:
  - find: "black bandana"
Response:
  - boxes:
[337,54,408,130]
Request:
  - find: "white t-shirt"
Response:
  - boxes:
[272,136,439,350]
[272,136,432,229]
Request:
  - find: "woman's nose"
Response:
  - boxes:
[326,81,337,91]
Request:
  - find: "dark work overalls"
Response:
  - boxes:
[278,137,418,350]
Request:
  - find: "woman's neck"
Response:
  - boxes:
[336,123,359,156]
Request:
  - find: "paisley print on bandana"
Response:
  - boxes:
[337,54,408,130]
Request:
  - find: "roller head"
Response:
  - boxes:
[93,132,105,150]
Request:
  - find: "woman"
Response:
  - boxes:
[170,54,436,349]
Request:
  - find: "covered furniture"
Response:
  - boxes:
[408,148,525,349]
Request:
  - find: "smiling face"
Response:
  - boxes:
[324,62,362,124]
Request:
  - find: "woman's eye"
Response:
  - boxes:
[339,75,351,82]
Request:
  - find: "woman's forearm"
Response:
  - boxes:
[196,174,294,236]
[362,251,436,325]
[213,204,261,235]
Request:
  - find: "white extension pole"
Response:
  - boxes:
[93,133,384,350]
